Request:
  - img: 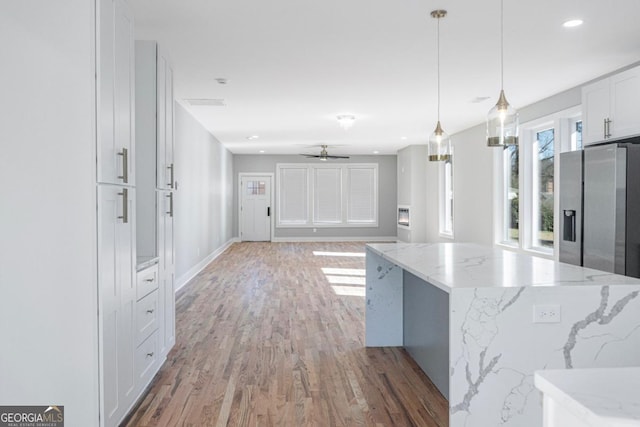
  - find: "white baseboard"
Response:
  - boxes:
[270,236,397,243]
[175,237,240,293]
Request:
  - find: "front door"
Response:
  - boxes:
[240,175,272,241]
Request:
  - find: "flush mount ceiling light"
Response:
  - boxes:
[563,19,583,28]
[486,0,519,148]
[246,135,259,140]
[215,77,228,85]
[337,115,355,130]
[428,9,452,162]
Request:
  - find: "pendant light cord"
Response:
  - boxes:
[437,14,441,122]
[500,0,504,90]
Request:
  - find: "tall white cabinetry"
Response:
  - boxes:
[582,65,640,145]
[97,0,138,425]
[135,40,176,363]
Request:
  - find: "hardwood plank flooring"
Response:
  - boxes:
[125,242,448,427]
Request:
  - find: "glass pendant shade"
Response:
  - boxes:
[486,89,519,147]
[428,121,452,162]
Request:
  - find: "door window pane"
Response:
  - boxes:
[247,181,266,195]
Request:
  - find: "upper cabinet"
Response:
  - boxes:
[98,0,135,186]
[582,66,640,146]
[156,48,175,190]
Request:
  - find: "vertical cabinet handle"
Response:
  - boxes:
[166,192,174,217]
[117,188,129,223]
[267,207,271,217]
[167,163,174,189]
[117,148,128,183]
[604,118,612,138]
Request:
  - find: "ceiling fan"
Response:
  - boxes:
[301,145,350,161]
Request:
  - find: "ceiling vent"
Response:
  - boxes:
[185,98,226,107]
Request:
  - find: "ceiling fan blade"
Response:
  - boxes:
[327,155,350,159]
[301,154,321,158]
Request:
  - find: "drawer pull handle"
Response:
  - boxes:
[144,278,154,282]
[146,352,154,358]
[146,309,154,314]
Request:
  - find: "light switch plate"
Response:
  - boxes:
[533,304,561,323]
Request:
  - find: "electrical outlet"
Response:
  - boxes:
[533,304,561,323]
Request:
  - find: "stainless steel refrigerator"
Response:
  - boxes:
[559,141,640,278]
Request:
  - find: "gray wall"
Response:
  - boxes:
[174,102,234,284]
[233,154,397,240]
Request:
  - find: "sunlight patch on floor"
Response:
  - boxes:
[313,251,365,258]
[325,275,366,286]
[331,285,366,297]
[321,267,365,276]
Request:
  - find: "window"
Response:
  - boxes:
[532,128,554,249]
[496,106,581,257]
[503,145,519,245]
[246,180,266,195]
[313,166,342,224]
[439,158,454,237]
[276,163,378,227]
[278,166,308,224]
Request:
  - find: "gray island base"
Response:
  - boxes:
[365,243,640,427]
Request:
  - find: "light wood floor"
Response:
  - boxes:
[125,242,448,427]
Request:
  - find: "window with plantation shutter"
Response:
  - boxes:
[276,163,378,227]
[313,166,342,224]
[277,166,308,224]
[346,166,377,224]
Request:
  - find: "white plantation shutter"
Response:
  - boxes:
[276,163,378,227]
[313,167,342,223]
[347,166,377,224]
[278,166,308,224]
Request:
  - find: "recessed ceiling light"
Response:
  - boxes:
[259,150,265,153]
[401,136,408,140]
[246,135,259,140]
[373,150,380,154]
[563,19,583,28]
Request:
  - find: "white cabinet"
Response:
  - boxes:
[158,190,176,357]
[98,185,136,427]
[157,51,175,190]
[98,0,135,186]
[582,65,640,145]
[97,0,139,426]
[136,40,176,362]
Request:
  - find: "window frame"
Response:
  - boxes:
[494,105,581,259]
[438,156,454,239]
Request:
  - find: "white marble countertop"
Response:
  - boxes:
[535,368,640,426]
[366,243,640,293]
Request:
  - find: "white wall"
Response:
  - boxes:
[424,86,583,246]
[233,155,397,240]
[174,102,234,288]
[0,1,100,425]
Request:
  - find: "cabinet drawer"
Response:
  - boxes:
[136,264,159,301]
[136,290,159,345]
[135,330,159,386]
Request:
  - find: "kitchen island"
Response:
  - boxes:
[365,243,640,427]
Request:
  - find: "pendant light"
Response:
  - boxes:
[428,10,452,162]
[486,0,518,147]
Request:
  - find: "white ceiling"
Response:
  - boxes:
[130,0,640,156]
